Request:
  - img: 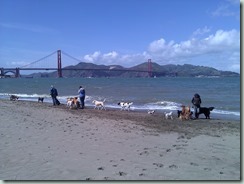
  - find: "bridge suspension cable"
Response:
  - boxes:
[19,51,57,68]
[61,51,83,64]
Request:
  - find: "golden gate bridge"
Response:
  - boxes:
[0,50,153,78]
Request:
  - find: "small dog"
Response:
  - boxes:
[10,95,19,101]
[92,99,106,110]
[148,110,155,114]
[198,107,214,119]
[38,97,44,103]
[164,111,173,119]
[118,102,133,111]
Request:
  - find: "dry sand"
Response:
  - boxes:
[0,99,240,180]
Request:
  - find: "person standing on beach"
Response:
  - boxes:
[191,93,201,119]
[50,85,59,106]
[78,86,85,109]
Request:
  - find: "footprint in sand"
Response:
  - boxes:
[118,171,127,176]
[190,162,199,166]
[153,163,164,168]
[139,151,149,156]
[104,176,113,180]
[97,167,104,171]
[169,164,178,169]
[204,168,212,171]
[166,149,171,152]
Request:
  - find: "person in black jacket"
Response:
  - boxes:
[50,85,59,106]
[191,93,201,119]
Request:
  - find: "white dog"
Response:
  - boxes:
[118,102,133,111]
[92,99,106,110]
[148,110,155,114]
[164,111,173,119]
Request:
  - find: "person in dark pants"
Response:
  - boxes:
[191,93,201,119]
[50,85,59,106]
[78,86,85,109]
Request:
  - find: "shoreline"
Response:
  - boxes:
[0,97,240,121]
[0,99,240,180]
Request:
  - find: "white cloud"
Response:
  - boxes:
[211,0,239,17]
[82,29,240,73]
[205,29,239,48]
[103,51,118,58]
[192,26,211,37]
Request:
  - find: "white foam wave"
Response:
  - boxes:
[212,109,240,116]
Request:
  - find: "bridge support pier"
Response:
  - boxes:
[57,50,62,78]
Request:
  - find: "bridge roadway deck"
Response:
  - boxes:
[2,68,149,72]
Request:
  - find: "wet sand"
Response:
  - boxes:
[0,99,240,180]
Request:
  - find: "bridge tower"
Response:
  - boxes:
[57,50,62,78]
[0,68,3,77]
[15,68,20,78]
[148,59,152,77]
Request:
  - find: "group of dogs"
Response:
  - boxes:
[148,105,215,120]
[9,94,214,119]
[84,99,134,111]
[78,98,215,120]
[66,98,134,111]
[177,106,215,120]
[9,95,45,103]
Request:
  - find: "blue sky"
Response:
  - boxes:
[0,0,240,73]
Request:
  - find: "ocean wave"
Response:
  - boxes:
[212,109,240,116]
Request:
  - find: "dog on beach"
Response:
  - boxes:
[92,99,106,110]
[164,111,173,119]
[197,107,214,119]
[179,106,193,120]
[10,95,19,101]
[118,102,133,111]
[148,110,155,114]
[66,97,80,109]
[177,110,193,118]
[38,97,44,103]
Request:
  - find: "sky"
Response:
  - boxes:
[0,0,241,73]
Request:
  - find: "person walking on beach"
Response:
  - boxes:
[50,85,59,106]
[192,93,201,119]
[78,86,85,109]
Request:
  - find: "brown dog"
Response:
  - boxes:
[179,106,192,120]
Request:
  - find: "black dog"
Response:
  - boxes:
[177,110,181,117]
[197,107,214,119]
[10,95,19,101]
[38,97,44,103]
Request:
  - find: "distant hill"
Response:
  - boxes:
[27,62,239,78]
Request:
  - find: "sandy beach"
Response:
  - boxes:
[0,99,240,180]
